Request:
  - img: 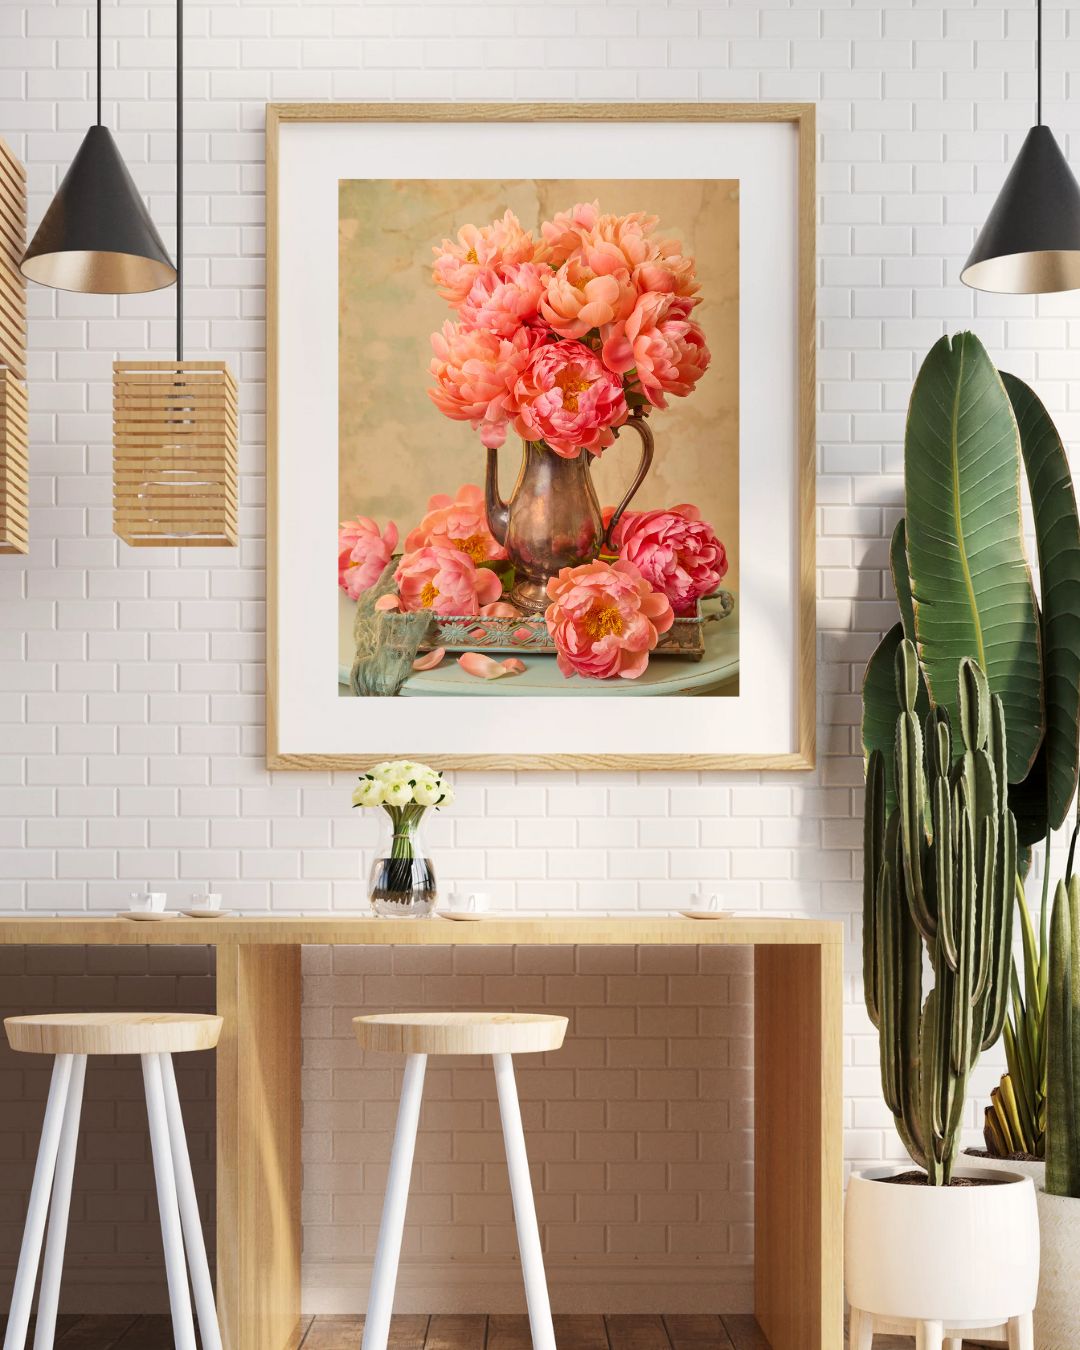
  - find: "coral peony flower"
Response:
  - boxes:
[427,321,534,449]
[458,262,547,338]
[338,516,399,600]
[539,201,601,267]
[432,209,538,306]
[601,292,710,407]
[545,559,674,680]
[539,258,636,340]
[611,503,728,616]
[576,211,660,277]
[513,340,628,458]
[404,483,507,562]
[394,545,503,616]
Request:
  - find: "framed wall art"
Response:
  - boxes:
[266,103,815,770]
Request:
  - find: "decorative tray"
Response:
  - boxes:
[416,590,734,662]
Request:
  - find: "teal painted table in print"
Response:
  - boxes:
[338,592,739,697]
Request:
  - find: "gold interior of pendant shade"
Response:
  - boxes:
[960,249,1080,296]
[21,249,176,296]
[113,360,238,547]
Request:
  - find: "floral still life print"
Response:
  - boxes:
[338,179,739,699]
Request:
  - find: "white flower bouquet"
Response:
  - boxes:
[352,760,453,916]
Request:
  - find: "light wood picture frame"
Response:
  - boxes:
[266,103,815,771]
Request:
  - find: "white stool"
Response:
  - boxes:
[354,1011,568,1350]
[2,1012,225,1350]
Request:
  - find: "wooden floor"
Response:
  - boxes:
[0,1314,1000,1349]
[0,1314,772,1349]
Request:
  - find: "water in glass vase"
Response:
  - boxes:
[368,814,438,918]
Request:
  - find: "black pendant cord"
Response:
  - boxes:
[176,0,183,362]
[95,0,102,126]
[1037,0,1043,126]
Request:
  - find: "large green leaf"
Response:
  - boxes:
[904,332,1044,784]
[862,622,930,815]
[1003,371,1080,830]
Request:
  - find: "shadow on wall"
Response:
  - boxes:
[0,945,217,1315]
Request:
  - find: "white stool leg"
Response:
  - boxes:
[848,1306,873,1349]
[1008,1314,1034,1350]
[916,1322,944,1350]
[142,1053,197,1350]
[362,1053,427,1350]
[493,1052,555,1350]
[32,1055,87,1350]
[3,1055,74,1350]
[159,1052,223,1350]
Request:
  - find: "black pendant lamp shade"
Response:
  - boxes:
[961,125,1080,294]
[962,0,1080,294]
[20,0,176,296]
[20,125,176,294]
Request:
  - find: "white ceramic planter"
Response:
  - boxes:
[845,1166,1039,1348]
[963,1155,1080,1350]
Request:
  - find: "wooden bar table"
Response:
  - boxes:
[0,915,843,1350]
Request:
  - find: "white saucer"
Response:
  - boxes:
[439,910,492,922]
[677,908,731,920]
[117,910,170,922]
[180,908,234,919]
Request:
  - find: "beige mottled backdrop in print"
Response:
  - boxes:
[339,179,740,592]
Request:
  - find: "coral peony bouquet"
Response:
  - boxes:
[427,202,710,456]
[337,203,729,683]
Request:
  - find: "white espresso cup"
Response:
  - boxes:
[190,892,222,911]
[690,891,724,913]
[451,891,491,913]
[129,891,167,913]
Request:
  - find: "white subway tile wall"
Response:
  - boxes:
[0,0,1072,1313]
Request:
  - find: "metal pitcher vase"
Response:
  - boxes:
[485,410,654,613]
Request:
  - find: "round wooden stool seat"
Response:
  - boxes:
[354,1011,567,1057]
[4,1012,223,1057]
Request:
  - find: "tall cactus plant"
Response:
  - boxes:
[1046,876,1080,1197]
[864,640,1017,1185]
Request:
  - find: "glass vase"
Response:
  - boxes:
[368,810,438,918]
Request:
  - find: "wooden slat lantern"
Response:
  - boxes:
[112,359,238,546]
[0,134,28,555]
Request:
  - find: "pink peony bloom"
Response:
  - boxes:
[601,293,710,407]
[394,545,503,616]
[432,209,538,306]
[404,483,507,563]
[539,258,636,340]
[458,262,547,338]
[338,516,399,600]
[611,503,728,616]
[539,201,601,267]
[544,559,674,680]
[428,321,534,449]
[513,340,628,459]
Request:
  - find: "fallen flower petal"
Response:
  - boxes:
[479,601,521,617]
[458,652,526,680]
[412,648,446,671]
[374,593,402,612]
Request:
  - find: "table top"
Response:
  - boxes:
[0,913,841,946]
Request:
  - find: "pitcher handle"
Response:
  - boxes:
[602,412,654,551]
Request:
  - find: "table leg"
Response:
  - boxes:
[216,942,303,1350]
[753,942,843,1350]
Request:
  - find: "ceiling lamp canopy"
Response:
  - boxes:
[20,125,175,295]
[961,0,1080,295]
[20,0,175,295]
